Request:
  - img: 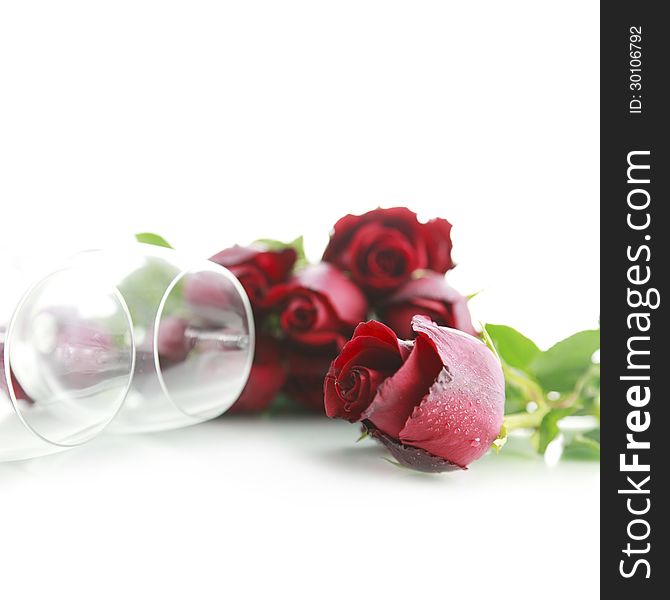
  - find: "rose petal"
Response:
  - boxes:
[324,320,409,420]
[264,264,367,349]
[379,301,447,340]
[362,335,442,438]
[380,273,477,338]
[210,245,262,266]
[251,247,298,282]
[210,244,297,284]
[281,295,316,331]
[365,422,463,473]
[398,315,505,467]
[350,320,405,349]
[423,218,455,273]
[350,226,418,290]
[331,334,403,372]
[285,263,367,326]
[339,367,389,420]
[230,265,269,305]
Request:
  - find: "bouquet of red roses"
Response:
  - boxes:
[141,206,600,473]
[216,209,473,399]
[199,207,505,472]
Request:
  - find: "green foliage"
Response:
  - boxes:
[486,323,600,462]
[562,430,600,460]
[486,324,541,371]
[135,232,173,249]
[538,406,580,454]
[530,329,600,392]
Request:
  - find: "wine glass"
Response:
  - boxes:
[1,245,254,461]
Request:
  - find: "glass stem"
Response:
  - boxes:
[184,326,249,350]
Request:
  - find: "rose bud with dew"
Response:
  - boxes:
[208,244,297,310]
[378,272,477,339]
[324,316,505,472]
[322,207,454,296]
[264,263,367,349]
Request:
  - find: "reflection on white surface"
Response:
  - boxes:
[1,417,599,599]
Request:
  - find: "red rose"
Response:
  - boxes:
[378,272,477,339]
[283,347,335,412]
[209,244,297,308]
[324,316,505,472]
[322,207,454,294]
[264,263,367,349]
[229,335,287,413]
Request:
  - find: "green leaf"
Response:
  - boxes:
[485,324,540,372]
[135,232,173,249]
[530,330,600,392]
[479,324,500,361]
[562,430,600,460]
[538,407,579,454]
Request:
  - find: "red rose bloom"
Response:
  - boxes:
[209,244,297,308]
[264,263,367,349]
[229,335,287,413]
[378,272,477,339]
[324,316,505,472]
[322,207,454,295]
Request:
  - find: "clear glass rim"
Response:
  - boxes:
[4,268,137,448]
[152,262,255,421]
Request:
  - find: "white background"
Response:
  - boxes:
[1,2,599,599]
